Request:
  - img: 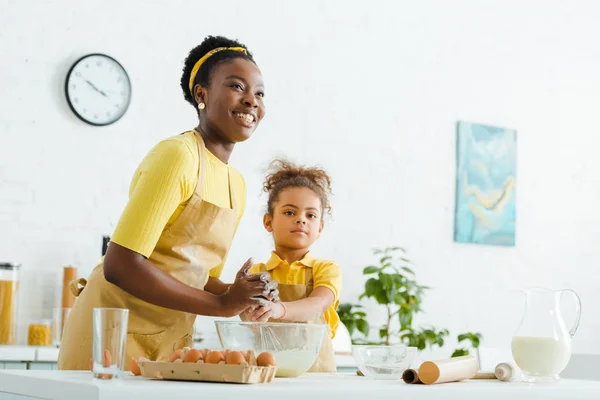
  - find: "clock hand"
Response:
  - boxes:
[85,79,108,98]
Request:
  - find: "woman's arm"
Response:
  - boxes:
[204,277,231,296]
[104,243,266,318]
[248,287,334,322]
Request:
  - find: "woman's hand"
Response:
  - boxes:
[220,259,270,317]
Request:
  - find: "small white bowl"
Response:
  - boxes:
[352,344,418,380]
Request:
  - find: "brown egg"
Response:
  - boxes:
[102,349,112,368]
[225,351,246,365]
[168,349,184,362]
[183,349,203,363]
[205,351,225,364]
[130,358,141,376]
[257,352,277,367]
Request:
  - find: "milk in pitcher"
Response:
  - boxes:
[511,336,571,377]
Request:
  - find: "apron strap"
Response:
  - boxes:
[304,268,314,289]
[192,130,208,200]
[69,277,88,297]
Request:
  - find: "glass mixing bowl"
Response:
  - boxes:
[215,321,327,377]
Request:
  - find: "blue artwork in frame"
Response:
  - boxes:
[454,121,517,246]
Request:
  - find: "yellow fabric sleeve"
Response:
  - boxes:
[111,132,245,274]
[248,264,262,275]
[111,137,196,257]
[312,260,342,338]
[312,260,342,302]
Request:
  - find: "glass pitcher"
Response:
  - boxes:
[511,287,582,382]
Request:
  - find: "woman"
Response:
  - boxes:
[58,35,274,369]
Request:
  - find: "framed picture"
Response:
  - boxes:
[454,121,517,246]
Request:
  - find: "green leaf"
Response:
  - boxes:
[394,292,407,305]
[363,266,380,274]
[364,278,381,297]
[344,319,356,336]
[399,311,412,331]
[401,266,414,275]
[374,287,390,304]
[387,288,396,303]
[457,334,469,342]
[452,349,469,358]
[355,311,367,317]
[373,289,389,304]
[424,329,437,342]
[418,335,426,350]
[380,256,392,265]
[379,328,388,339]
[338,304,352,314]
[356,319,369,336]
[379,273,393,288]
[457,332,482,348]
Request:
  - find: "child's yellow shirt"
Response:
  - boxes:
[111,131,246,278]
[250,251,342,338]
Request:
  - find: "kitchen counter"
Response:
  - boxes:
[1,370,599,400]
[0,346,356,370]
[0,346,59,362]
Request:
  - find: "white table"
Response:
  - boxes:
[1,370,599,400]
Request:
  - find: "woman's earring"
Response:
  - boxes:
[197,102,205,110]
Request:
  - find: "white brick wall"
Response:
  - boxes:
[1,0,600,353]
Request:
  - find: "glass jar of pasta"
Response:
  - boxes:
[28,318,52,346]
[0,263,20,345]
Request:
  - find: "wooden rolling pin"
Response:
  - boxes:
[62,266,77,308]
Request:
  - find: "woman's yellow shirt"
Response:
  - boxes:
[111,131,246,278]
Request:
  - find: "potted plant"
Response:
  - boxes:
[338,247,482,357]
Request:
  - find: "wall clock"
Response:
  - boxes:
[65,53,131,126]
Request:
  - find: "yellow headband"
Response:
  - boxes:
[188,46,248,96]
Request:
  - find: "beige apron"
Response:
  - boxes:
[58,132,239,370]
[261,266,337,372]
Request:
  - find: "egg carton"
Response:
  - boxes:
[138,361,277,384]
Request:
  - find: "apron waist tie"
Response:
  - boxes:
[69,278,88,297]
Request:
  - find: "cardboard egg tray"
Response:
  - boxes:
[138,360,277,384]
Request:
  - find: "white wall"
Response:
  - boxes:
[1,0,599,354]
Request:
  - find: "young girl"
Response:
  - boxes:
[243,159,342,373]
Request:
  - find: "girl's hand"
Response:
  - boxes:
[250,302,286,322]
[240,306,255,322]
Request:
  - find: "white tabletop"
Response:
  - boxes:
[0,370,599,400]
